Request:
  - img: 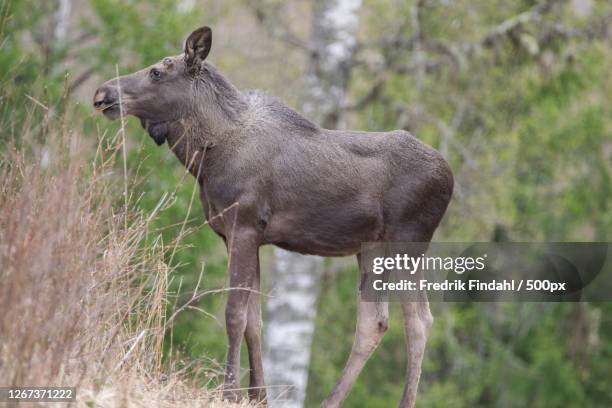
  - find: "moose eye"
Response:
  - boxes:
[150,68,162,80]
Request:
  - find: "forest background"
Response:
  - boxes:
[1,0,610,407]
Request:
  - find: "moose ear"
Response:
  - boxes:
[184,26,212,69]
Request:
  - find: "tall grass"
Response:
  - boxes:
[0,91,249,406]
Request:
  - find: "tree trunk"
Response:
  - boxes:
[263,1,362,407]
[53,0,72,45]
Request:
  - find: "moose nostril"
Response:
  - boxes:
[93,86,117,109]
[93,89,106,108]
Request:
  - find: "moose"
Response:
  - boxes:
[94,26,453,408]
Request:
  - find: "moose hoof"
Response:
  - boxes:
[222,386,243,403]
[248,387,267,404]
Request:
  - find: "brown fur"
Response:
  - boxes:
[94,26,453,407]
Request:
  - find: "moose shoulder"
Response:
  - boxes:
[94,26,452,408]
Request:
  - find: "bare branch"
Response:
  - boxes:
[343,77,386,111]
[245,0,310,52]
[460,0,564,55]
[538,11,612,43]
[68,66,96,94]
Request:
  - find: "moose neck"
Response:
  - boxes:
[191,63,246,141]
[164,63,247,179]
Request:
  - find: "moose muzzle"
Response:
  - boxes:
[93,85,121,120]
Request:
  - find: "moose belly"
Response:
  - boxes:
[263,202,384,257]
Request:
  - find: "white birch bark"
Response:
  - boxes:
[53,0,72,45]
[263,1,363,407]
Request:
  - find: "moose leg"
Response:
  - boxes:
[244,257,267,403]
[394,239,434,408]
[321,253,389,408]
[223,229,260,402]
[399,299,433,408]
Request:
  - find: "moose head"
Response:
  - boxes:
[93,27,213,145]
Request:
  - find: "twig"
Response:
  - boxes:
[164,287,267,330]
[115,65,128,229]
[68,66,96,94]
[245,0,310,52]
[104,329,147,382]
[25,94,49,111]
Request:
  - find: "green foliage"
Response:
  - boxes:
[89,0,203,72]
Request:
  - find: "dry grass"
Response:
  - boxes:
[0,95,251,407]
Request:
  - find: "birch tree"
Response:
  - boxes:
[261,1,363,407]
[53,0,72,45]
